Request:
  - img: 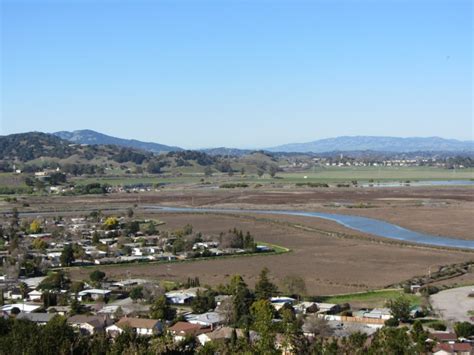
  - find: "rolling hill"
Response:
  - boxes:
[267,136,474,153]
[54,129,182,153]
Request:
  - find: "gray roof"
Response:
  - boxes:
[17,312,55,323]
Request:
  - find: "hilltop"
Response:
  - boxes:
[54,129,182,153]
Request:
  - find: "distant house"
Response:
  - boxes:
[362,308,391,320]
[1,303,41,314]
[168,321,211,342]
[429,332,458,344]
[270,297,296,310]
[17,312,55,325]
[28,290,43,302]
[77,289,111,301]
[106,317,163,337]
[3,288,24,301]
[67,315,112,335]
[197,327,258,346]
[47,306,71,315]
[185,312,225,329]
[433,342,473,355]
[165,288,206,304]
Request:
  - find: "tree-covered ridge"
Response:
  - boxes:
[0,132,75,161]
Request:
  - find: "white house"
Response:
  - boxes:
[1,303,41,314]
[28,290,43,302]
[106,317,162,337]
[77,289,111,301]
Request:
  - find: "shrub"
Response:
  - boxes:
[430,322,447,331]
[385,318,400,327]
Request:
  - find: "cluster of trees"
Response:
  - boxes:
[221,228,256,251]
[0,132,74,162]
[167,151,216,166]
[72,183,110,195]
[112,148,151,164]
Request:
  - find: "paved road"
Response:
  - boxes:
[431,286,474,323]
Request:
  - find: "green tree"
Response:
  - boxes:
[250,299,276,353]
[411,320,432,353]
[129,286,144,301]
[269,165,278,178]
[60,244,75,266]
[89,270,106,284]
[386,296,411,323]
[255,267,278,300]
[454,322,474,338]
[228,275,253,326]
[369,327,415,354]
[150,295,176,321]
[191,290,216,314]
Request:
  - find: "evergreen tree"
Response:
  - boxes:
[255,267,278,300]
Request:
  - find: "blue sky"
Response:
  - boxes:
[1,0,472,149]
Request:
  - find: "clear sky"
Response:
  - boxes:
[1,0,472,149]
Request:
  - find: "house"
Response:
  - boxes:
[1,303,41,314]
[47,306,71,315]
[67,315,112,335]
[270,297,296,310]
[3,288,24,301]
[433,342,473,355]
[106,317,163,337]
[28,290,43,302]
[197,326,257,346]
[17,312,55,325]
[362,308,392,320]
[77,289,111,301]
[185,312,225,328]
[165,288,206,304]
[168,321,211,342]
[429,332,459,344]
[314,302,340,315]
[22,276,47,289]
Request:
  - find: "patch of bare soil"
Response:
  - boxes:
[69,213,474,295]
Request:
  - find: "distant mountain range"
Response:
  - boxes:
[267,136,474,153]
[52,130,473,154]
[54,129,182,153]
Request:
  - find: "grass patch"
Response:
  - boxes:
[322,289,422,307]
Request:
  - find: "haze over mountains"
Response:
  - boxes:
[52,130,473,154]
[267,136,474,153]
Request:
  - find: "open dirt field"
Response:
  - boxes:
[12,185,473,240]
[431,286,474,323]
[69,212,474,295]
[8,185,473,295]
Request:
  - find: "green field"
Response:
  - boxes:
[322,289,422,307]
[2,167,473,190]
[72,166,474,187]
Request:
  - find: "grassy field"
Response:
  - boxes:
[68,167,474,187]
[322,289,423,308]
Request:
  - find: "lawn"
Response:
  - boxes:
[321,289,423,308]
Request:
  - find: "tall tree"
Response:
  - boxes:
[255,267,278,300]
[250,299,276,354]
[60,244,74,267]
